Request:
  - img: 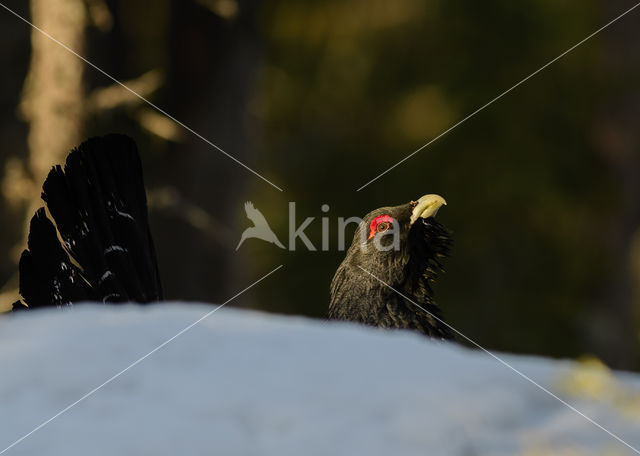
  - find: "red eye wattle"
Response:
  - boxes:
[368,215,395,240]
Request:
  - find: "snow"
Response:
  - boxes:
[1,303,639,456]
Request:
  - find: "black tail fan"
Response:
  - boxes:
[14,134,162,310]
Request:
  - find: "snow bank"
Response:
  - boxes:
[1,304,639,455]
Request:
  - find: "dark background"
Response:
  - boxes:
[1,0,639,370]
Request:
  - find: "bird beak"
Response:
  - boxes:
[410,194,447,225]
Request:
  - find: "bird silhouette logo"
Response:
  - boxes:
[236,201,285,250]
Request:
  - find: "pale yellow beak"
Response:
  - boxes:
[410,194,447,225]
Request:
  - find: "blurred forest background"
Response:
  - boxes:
[0,0,639,370]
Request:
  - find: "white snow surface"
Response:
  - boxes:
[1,303,639,456]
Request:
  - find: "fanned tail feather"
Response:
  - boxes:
[14,134,162,310]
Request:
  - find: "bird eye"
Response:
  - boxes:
[368,214,395,240]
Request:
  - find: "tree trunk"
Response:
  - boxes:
[589,1,640,369]
[20,0,86,184]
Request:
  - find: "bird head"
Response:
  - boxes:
[328,194,452,338]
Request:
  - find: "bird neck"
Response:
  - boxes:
[328,262,452,339]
